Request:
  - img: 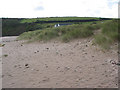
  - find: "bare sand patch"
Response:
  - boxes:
[2,37,118,88]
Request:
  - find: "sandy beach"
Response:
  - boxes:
[1,36,118,88]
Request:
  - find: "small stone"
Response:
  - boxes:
[37,50,39,52]
[25,64,28,66]
[60,54,62,56]
[36,69,39,71]
[14,65,17,68]
[46,66,48,68]
[92,56,94,57]
[46,48,49,50]
[26,66,29,68]
[11,83,15,85]
[85,45,88,47]
[25,64,29,68]
[65,67,70,71]
[57,67,60,69]
[8,74,13,77]
[117,51,120,54]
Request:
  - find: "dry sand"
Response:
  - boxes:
[1,36,118,88]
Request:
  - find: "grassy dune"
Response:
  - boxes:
[18,20,119,49]
[94,20,119,49]
[18,23,100,41]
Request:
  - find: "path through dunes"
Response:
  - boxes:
[2,37,118,88]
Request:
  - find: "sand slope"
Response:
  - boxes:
[1,37,118,88]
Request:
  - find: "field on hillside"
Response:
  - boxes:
[2,17,112,36]
[20,17,101,23]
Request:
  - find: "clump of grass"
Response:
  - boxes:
[0,44,5,47]
[35,29,59,41]
[3,54,8,57]
[62,27,93,42]
[94,20,119,49]
[102,20,118,41]
[94,34,112,49]
[17,30,42,40]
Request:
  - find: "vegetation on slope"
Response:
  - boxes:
[94,20,119,49]
[18,19,119,49]
[20,17,100,23]
[2,17,118,49]
[18,22,101,42]
[2,17,112,36]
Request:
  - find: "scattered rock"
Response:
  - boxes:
[46,66,48,68]
[74,43,79,48]
[74,70,77,72]
[117,51,120,54]
[42,77,50,82]
[18,65,22,68]
[21,44,23,46]
[60,54,62,56]
[84,52,87,54]
[92,56,94,57]
[57,67,60,69]
[8,74,13,77]
[64,67,70,71]
[37,50,39,52]
[14,65,17,68]
[36,69,39,71]
[25,64,28,66]
[11,83,15,85]
[25,64,29,68]
[34,50,39,53]
[85,45,88,47]
[46,48,49,50]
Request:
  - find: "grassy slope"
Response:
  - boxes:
[18,19,119,49]
[94,20,119,49]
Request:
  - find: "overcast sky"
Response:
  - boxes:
[0,0,119,18]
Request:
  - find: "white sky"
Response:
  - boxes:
[0,0,119,18]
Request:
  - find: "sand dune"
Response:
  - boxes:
[1,37,118,88]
